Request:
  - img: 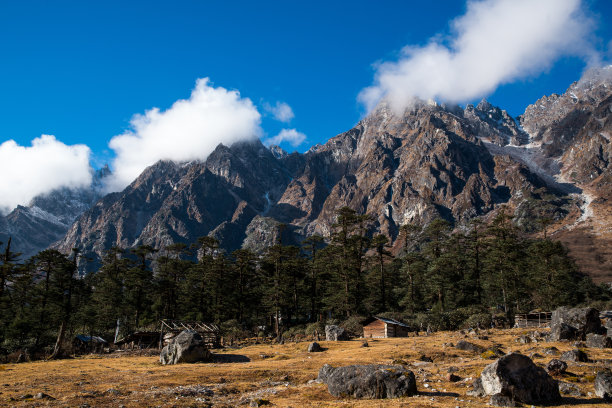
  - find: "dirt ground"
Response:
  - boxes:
[1,328,611,407]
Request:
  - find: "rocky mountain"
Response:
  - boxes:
[0,167,110,259]
[46,67,612,281]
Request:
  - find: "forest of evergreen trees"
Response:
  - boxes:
[1,206,610,358]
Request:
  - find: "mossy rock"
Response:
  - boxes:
[480,350,498,359]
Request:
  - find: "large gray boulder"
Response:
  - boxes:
[549,307,602,341]
[160,330,211,365]
[560,349,589,362]
[325,325,348,341]
[317,364,417,399]
[478,353,560,405]
[594,370,612,401]
[585,333,612,348]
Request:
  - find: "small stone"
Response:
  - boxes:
[33,392,54,400]
[447,373,461,382]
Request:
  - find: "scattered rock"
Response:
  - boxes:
[447,373,461,382]
[594,370,612,401]
[361,340,369,347]
[549,307,602,341]
[467,377,485,397]
[447,366,459,373]
[585,333,612,348]
[558,381,582,397]
[325,325,347,341]
[560,349,589,362]
[418,355,433,362]
[546,359,567,375]
[160,330,212,365]
[33,392,54,400]
[455,340,484,353]
[516,335,531,344]
[543,346,559,355]
[307,342,323,352]
[317,364,417,399]
[104,388,121,396]
[478,353,560,404]
[249,398,270,407]
[489,393,517,407]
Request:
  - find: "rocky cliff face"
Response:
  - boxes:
[519,66,612,282]
[39,68,612,281]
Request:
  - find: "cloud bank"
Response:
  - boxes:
[263,101,294,123]
[106,78,261,191]
[359,0,595,112]
[0,135,92,212]
[264,128,306,147]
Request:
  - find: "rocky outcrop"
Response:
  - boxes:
[160,330,211,365]
[317,364,417,399]
[478,353,560,405]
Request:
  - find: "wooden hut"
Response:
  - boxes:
[73,335,108,353]
[363,317,410,338]
[159,320,220,348]
[514,311,552,328]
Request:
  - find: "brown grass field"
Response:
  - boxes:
[1,328,611,407]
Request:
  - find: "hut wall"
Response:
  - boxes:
[363,320,386,338]
[394,325,410,337]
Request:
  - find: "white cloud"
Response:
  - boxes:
[264,128,306,147]
[263,101,294,123]
[359,0,596,112]
[0,135,92,213]
[106,78,261,191]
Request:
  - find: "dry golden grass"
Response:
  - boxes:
[1,328,611,407]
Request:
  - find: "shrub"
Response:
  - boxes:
[340,316,366,337]
[305,322,325,337]
[463,313,493,329]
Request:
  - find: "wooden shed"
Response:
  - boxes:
[514,311,552,328]
[363,317,411,338]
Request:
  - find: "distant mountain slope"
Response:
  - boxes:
[44,67,612,282]
[0,167,109,259]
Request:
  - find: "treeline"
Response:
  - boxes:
[1,207,610,356]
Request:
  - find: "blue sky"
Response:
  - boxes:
[0,0,610,210]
